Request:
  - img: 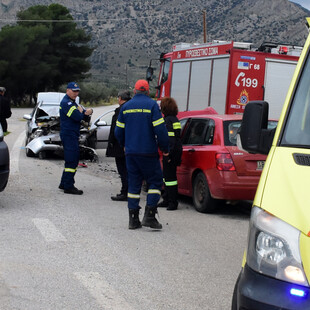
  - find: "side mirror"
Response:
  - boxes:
[23,114,32,120]
[240,101,274,155]
[96,120,107,127]
[146,66,154,82]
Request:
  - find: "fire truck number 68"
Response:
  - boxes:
[235,72,258,88]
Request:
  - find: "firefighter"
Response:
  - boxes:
[158,97,183,210]
[58,82,93,195]
[115,79,170,230]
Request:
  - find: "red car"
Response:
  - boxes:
[176,110,277,213]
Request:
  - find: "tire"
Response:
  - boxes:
[231,272,241,310]
[38,151,46,159]
[192,172,217,213]
[25,136,35,157]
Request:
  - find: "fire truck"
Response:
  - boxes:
[147,41,302,118]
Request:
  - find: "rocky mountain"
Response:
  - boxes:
[0,0,309,88]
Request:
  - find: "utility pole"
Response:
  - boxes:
[125,64,128,88]
[203,10,207,43]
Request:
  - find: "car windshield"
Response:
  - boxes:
[223,121,242,146]
[281,52,310,148]
[224,120,278,146]
[97,110,114,126]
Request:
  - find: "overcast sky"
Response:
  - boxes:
[291,0,310,10]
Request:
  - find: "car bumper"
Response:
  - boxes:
[0,140,9,191]
[208,171,260,200]
[26,134,63,154]
[234,264,310,310]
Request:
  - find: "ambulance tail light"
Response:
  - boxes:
[215,152,235,171]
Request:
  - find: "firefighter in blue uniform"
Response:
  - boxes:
[58,82,93,195]
[115,79,170,230]
[158,97,183,210]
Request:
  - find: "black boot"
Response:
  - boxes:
[111,192,127,201]
[128,208,142,230]
[167,201,178,211]
[141,206,162,229]
[157,200,168,208]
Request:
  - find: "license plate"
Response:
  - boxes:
[257,161,265,170]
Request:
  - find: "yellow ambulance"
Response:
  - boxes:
[232,18,310,309]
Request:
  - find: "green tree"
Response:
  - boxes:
[0,4,93,104]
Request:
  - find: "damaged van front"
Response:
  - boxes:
[232,18,310,309]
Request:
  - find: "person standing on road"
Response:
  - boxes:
[58,82,93,195]
[157,97,183,211]
[106,90,131,201]
[0,87,12,133]
[115,79,170,230]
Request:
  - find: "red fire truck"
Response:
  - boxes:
[147,41,302,118]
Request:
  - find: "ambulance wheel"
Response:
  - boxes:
[25,137,35,157]
[231,273,240,310]
[192,172,217,213]
[231,283,237,310]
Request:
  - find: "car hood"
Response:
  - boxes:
[258,146,310,236]
[38,105,60,118]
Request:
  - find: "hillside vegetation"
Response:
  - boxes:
[0,0,308,88]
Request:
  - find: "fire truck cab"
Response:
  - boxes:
[149,41,302,119]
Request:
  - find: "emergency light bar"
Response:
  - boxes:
[290,287,307,298]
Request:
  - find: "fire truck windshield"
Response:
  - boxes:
[159,57,171,85]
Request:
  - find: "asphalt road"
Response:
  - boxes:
[0,106,252,310]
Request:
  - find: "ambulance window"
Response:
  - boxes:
[281,53,310,147]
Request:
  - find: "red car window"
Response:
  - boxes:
[182,118,215,145]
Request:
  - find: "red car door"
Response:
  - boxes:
[177,118,217,196]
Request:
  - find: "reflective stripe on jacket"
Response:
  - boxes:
[115,93,169,155]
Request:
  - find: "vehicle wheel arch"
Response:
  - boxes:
[192,169,218,213]
[191,168,211,194]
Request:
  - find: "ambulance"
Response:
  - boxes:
[232,18,310,309]
[147,40,302,119]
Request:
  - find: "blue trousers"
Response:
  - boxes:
[126,155,163,210]
[60,134,80,190]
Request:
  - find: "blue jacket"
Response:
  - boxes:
[59,94,85,137]
[115,93,169,156]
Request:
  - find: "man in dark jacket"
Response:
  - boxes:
[106,90,131,201]
[115,79,170,230]
[0,87,11,133]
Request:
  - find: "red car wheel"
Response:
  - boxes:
[192,172,217,213]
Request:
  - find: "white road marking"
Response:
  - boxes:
[10,130,26,174]
[74,272,135,310]
[32,218,67,242]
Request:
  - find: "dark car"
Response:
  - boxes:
[0,125,9,191]
[176,111,277,213]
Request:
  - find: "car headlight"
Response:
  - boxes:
[33,129,44,138]
[247,206,309,287]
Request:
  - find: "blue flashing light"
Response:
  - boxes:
[290,288,306,298]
